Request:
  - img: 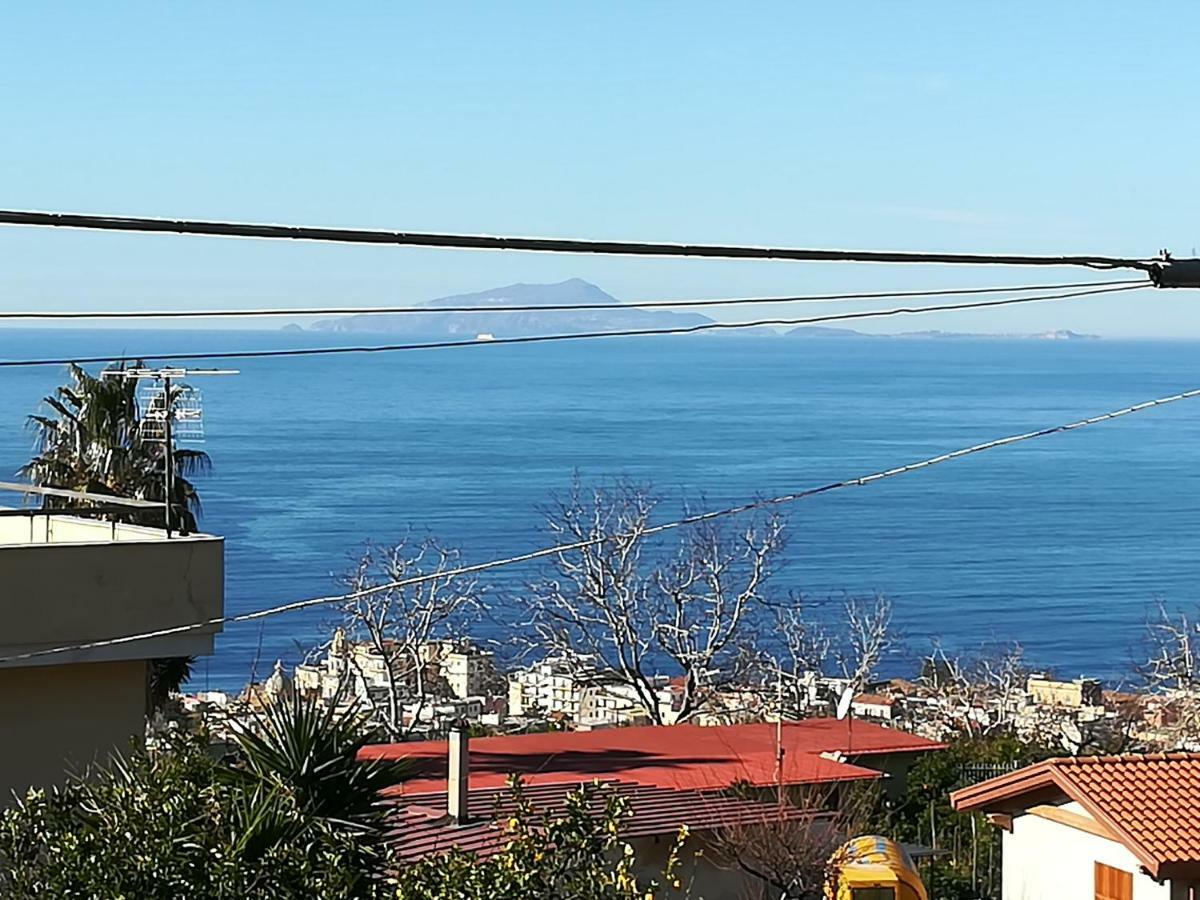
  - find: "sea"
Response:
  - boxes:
[1,328,1198,692]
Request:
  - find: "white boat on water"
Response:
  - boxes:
[475,333,496,341]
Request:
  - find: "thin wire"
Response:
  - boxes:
[0,279,1146,319]
[0,283,1148,369]
[0,209,1160,272]
[3,381,1196,667]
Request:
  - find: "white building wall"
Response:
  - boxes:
[1002,803,1172,900]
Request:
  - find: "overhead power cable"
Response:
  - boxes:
[3,381,1197,667]
[0,209,1162,272]
[0,278,1147,320]
[0,283,1148,369]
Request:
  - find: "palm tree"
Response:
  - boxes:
[21,360,211,531]
[23,361,213,708]
[146,655,194,715]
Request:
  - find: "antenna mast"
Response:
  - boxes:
[103,367,237,536]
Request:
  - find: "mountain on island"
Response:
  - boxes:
[304,280,1098,341]
[309,278,711,336]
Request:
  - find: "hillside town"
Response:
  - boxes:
[174,633,1200,761]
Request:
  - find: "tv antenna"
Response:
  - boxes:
[835,686,855,721]
[836,685,856,758]
[103,367,238,536]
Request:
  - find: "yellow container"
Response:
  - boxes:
[826,835,928,900]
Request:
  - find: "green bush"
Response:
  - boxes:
[0,734,376,899]
[394,779,688,900]
[0,695,407,899]
[889,733,1048,900]
[1,699,689,899]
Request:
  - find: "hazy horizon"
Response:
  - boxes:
[1,4,1197,338]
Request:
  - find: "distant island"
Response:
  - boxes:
[293,278,1098,341]
[307,278,710,337]
[786,325,1100,341]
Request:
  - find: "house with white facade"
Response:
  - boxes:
[951,753,1200,900]
[508,657,678,727]
[851,692,900,721]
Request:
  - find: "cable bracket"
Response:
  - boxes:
[1150,252,1200,288]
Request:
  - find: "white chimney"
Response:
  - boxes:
[447,725,470,824]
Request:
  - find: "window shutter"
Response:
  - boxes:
[1094,862,1133,900]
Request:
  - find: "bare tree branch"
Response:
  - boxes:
[705,781,881,900]
[337,534,485,739]
[520,479,785,725]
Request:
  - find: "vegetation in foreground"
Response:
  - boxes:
[396,779,689,900]
[0,695,405,899]
[0,694,692,899]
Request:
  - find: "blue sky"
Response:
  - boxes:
[1,3,1197,336]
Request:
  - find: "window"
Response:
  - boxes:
[851,890,895,900]
[1095,862,1133,900]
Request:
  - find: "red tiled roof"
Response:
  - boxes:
[387,779,828,862]
[951,753,1200,879]
[362,719,942,795]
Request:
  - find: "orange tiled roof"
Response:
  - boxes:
[951,753,1200,879]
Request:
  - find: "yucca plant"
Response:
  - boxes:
[226,692,408,847]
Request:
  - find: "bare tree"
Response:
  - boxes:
[705,781,880,900]
[917,640,1029,739]
[338,535,484,740]
[768,594,892,718]
[833,594,894,695]
[523,479,785,725]
[915,640,1144,754]
[1138,600,1200,747]
[1141,600,1200,691]
[774,599,832,673]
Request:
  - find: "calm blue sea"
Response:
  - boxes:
[1,328,1198,690]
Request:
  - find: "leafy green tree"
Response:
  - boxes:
[394,778,690,900]
[0,696,408,899]
[889,733,1048,900]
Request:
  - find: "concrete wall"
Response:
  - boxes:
[0,660,145,801]
[1002,803,1171,900]
[0,529,223,667]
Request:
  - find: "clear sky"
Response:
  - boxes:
[1,3,1198,336]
